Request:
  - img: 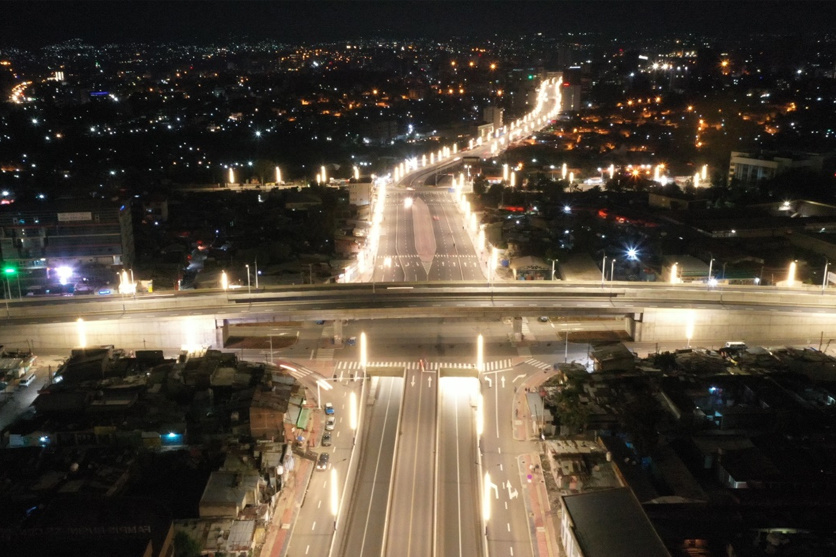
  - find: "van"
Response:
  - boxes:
[19,374,36,388]
[724,341,747,350]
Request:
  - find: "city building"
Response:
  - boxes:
[560,487,670,557]
[728,151,824,186]
[0,199,134,293]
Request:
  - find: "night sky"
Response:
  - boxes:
[2,1,835,47]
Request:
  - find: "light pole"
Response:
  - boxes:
[707,257,715,289]
[254,258,259,289]
[610,258,615,282]
[823,260,830,293]
[3,266,20,299]
[245,264,251,294]
[601,255,607,288]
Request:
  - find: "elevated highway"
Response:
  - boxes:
[3,282,836,352]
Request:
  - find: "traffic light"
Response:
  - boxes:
[2,266,16,276]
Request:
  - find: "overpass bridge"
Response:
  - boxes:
[2,281,836,352]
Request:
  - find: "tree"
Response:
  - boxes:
[173,531,201,557]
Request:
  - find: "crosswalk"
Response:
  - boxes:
[523,358,552,371]
[374,254,481,270]
[333,358,512,372]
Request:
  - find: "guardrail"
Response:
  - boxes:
[3,281,836,324]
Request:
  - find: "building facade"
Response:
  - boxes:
[0,199,134,293]
[728,151,824,185]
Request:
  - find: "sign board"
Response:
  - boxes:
[57,212,91,222]
[828,271,836,285]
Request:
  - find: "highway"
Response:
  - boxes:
[437,377,482,556]
[340,376,403,556]
[384,364,438,557]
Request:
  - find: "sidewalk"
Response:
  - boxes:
[260,455,314,557]
[513,370,564,557]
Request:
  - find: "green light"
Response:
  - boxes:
[3,267,16,275]
[527,75,534,80]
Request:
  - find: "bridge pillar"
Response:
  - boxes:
[513,316,523,341]
[333,319,343,343]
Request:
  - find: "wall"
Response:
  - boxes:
[635,307,836,345]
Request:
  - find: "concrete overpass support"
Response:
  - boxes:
[333,319,343,343]
[634,307,836,346]
[0,316,218,354]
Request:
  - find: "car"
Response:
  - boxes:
[324,402,335,415]
[325,416,336,431]
[316,452,330,470]
[538,316,550,323]
[322,431,332,446]
[346,337,357,346]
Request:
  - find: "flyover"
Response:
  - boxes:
[3,282,836,352]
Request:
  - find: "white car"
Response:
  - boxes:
[325,416,336,431]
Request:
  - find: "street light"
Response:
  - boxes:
[707,257,715,289]
[787,261,797,287]
[245,264,251,294]
[359,332,367,378]
[823,260,830,293]
[3,266,20,299]
[477,334,484,373]
[610,258,615,282]
[315,378,332,410]
[220,271,228,291]
[601,255,607,288]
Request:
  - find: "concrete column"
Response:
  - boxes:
[333,319,343,343]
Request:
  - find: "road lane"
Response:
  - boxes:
[481,366,538,557]
[341,376,404,556]
[384,366,438,557]
[437,377,482,556]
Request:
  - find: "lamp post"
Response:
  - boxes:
[610,258,615,282]
[254,258,259,289]
[823,260,829,293]
[3,266,20,299]
[707,257,715,289]
[245,264,251,294]
[601,255,607,288]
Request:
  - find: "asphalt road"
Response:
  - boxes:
[437,377,482,557]
[481,361,542,557]
[384,365,438,557]
[285,378,359,557]
[340,376,404,557]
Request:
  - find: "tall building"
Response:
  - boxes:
[0,199,134,292]
[483,106,504,129]
[728,151,824,185]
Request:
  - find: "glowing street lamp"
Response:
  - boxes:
[321,165,327,184]
[359,332,367,376]
[483,471,492,523]
[228,167,235,185]
[670,262,679,284]
[275,166,282,184]
[330,468,339,519]
[3,266,20,299]
[787,261,797,287]
[77,317,87,348]
[685,311,695,347]
[220,271,229,291]
[349,391,358,431]
[477,334,484,373]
